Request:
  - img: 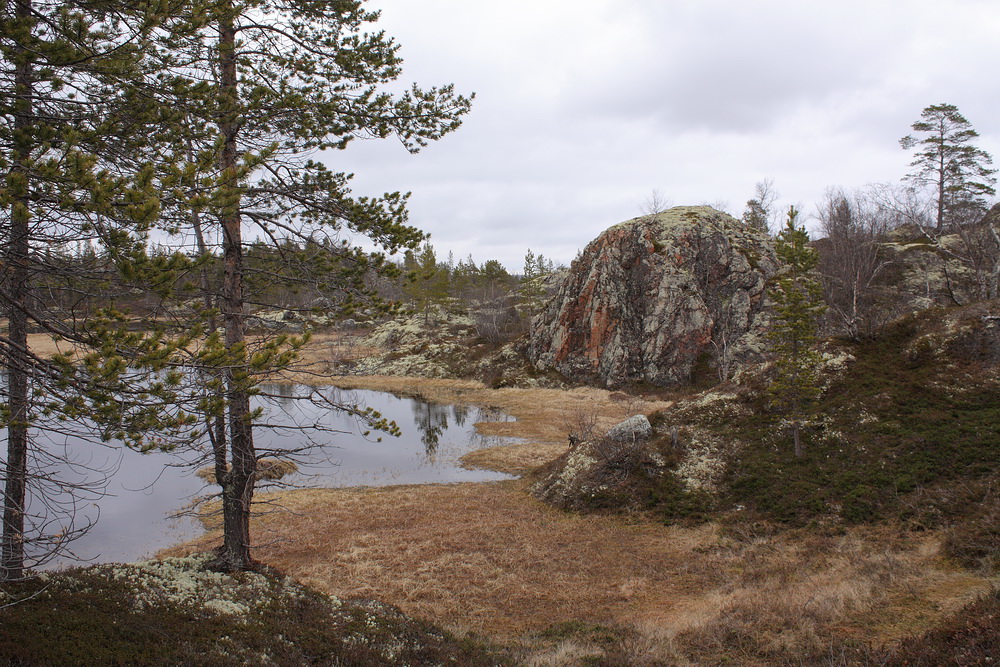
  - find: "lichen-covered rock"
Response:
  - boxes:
[528,206,778,387]
[604,414,652,442]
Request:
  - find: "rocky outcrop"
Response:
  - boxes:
[528,206,778,388]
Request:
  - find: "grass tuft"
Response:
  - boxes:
[196,457,299,485]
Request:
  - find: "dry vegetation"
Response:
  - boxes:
[195,458,299,485]
[18,328,1000,661]
[164,370,998,663]
[25,332,76,358]
[167,479,992,663]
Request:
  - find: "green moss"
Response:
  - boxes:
[617,306,1000,532]
[648,473,715,524]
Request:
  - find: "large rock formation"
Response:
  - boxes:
[528,206,778,387]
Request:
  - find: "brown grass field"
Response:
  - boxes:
[162,347,997,662]
[168,474,990,663]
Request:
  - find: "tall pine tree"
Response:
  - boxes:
[145,0,472,570]
[900,103,996,230]
[0,2,202,579]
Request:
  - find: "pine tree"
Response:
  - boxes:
[404,243,449,322]
[741,179,777,234]
[768,206,826,457]
[741,199,770,233]
[0,2,202,579]
[147,0,472,570]
[518,248,554,323]
[900,103,997,230]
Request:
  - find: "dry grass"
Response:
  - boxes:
[657,527,990,664]
[194,458,299,485]
[460,443,567,476]
[167,479,995,661]
[15,327,997,659]
[161,372,998,660]
[21,329,375,382]
[167,480,719,639]
[277,330,378,383]
[25,317,976,661]
[25,332,77,359]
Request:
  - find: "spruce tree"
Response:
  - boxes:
[768,206,826,458]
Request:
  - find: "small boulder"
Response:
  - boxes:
[605,414,652,442]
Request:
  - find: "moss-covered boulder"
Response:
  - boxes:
[528,206,777,388]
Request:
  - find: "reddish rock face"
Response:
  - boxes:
[528,206,777,387]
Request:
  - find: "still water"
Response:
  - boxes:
[11,386,517,568]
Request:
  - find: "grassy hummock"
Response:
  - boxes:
[0,553,507,666]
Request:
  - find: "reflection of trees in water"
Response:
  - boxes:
[272,382,297,407]
[411,400,451,459]
[475,407,509,423]
[468,407,515,450]
[451,404,469,427]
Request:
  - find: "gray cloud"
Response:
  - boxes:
[330,0,1000,270]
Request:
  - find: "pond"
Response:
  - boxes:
[8,386,518,569]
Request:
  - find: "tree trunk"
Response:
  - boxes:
[188,137,229,493]
[937,144,945,231]
[212,6,257,572]
[2,0,34,581]
[792,420,802,458]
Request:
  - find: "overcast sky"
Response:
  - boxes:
[328,0,1000,271]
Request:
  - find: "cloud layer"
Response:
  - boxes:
[328,0,1000,270]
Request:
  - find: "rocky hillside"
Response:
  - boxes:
[527,206,778,388]
[532,303,1000,542]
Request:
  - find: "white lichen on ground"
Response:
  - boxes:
[532,447,599,501]
[675,429,727,491]
[820,349,855,372]
[100,553,329,616]
[8,552,493,665]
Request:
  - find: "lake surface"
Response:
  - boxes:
[9,386,518,568]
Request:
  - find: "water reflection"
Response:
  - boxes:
[411,400,451,459]
[5,386,520,567]
[452,404,470,427]
[257,385,519,489]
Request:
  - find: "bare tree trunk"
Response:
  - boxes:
[2,0,33,581]
[187,137,229,491]
[937,150,945,231]
[792,420,802,458]
[212,6,256,572]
